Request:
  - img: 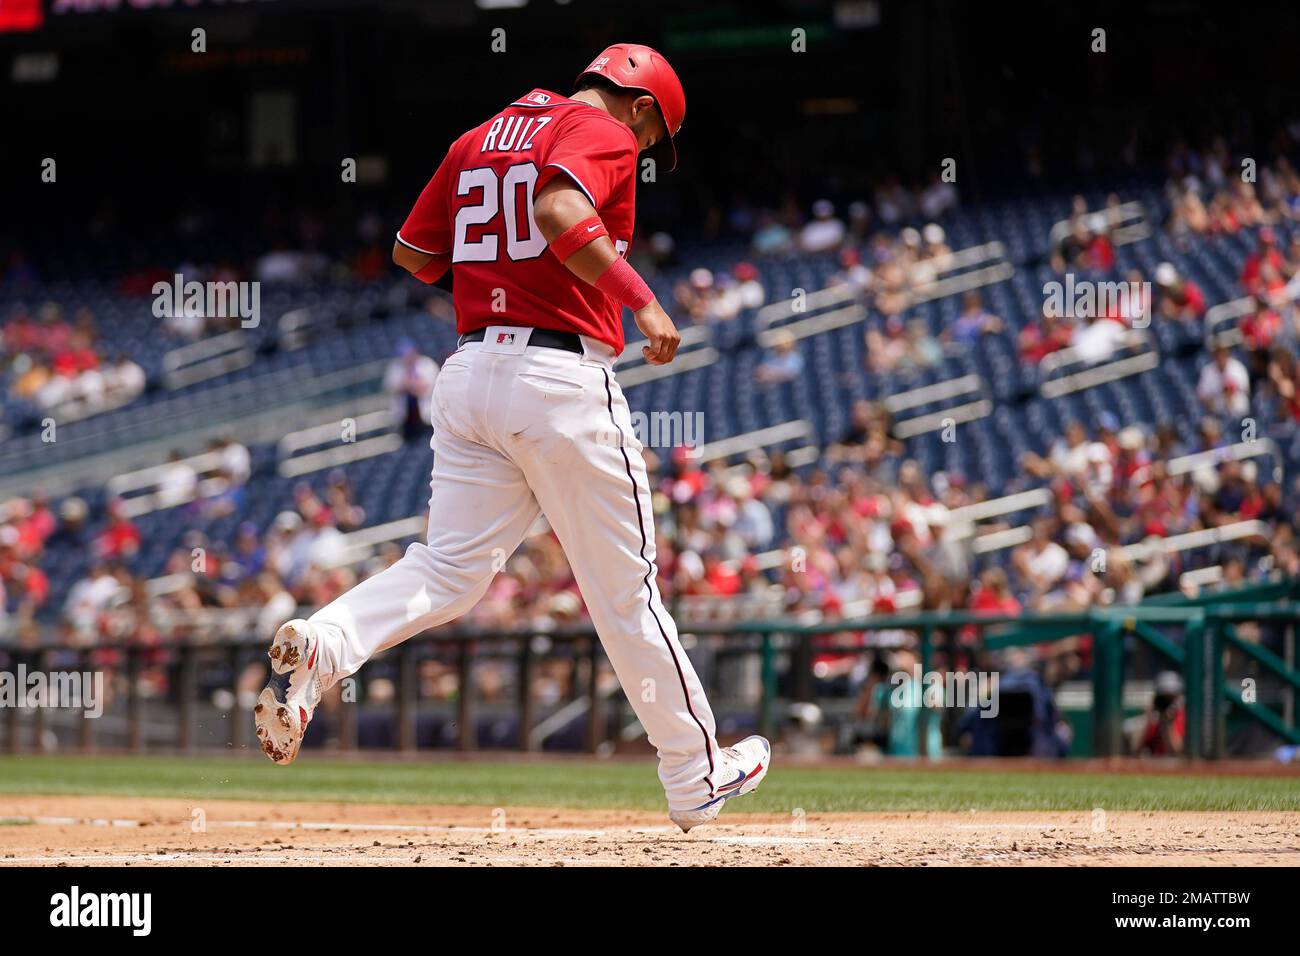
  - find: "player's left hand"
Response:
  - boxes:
[634,300,681,365]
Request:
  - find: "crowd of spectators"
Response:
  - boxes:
[0,494,56,625]
[5,143,1300,758]
[3,302,145,418]
[691,193,973,381]
[27,384,1281,755]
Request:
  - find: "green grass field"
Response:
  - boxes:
[0,755,1296,812]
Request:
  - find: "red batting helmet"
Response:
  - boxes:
[575,43,685,170]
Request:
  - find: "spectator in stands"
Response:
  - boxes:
[706,271,750,323]
[959,647,1070,757]
[1154,262,1206,323]
[846,201,872,242]
[1130,671,1186,756]
[798,200,847,254]
[229,522,266,580]
[103,351,146,408]
[63,561,127,642]
[32,302,72,354]
[673,268,720,324]
[7,355,51,407]
[1119,268,1152,327]
[1167,181,1211,240]
[1011,517,1070,605]
[196,467,247,520]
[828,247,872,293]
[93,499,141,560]
[254,570,299,640]
[749,211,793,256]
[1207,191,1242,234]
[944,290,1004,346]
[1241,227,1285,296]
[865,317,907,374]
[1071,310,1129,365]
[1018,309,1072,364]
[834,399,886,454]
[213,435,252,486]
[730,262,767,311]
[1087,221,1116,272]
[267,511,308,585]
[1238,297,1284,378]
[156,450,198,509]
[755,330,805,384]
[1059,209,1097,270]
[1023,420,1099,484]
[918,171,958,220]
[2,495,51,559]
[255,245,328,284]
[1285,233,1300,280]
[1226,181,1267,232]
[899,316,942,373]
[855,645,942,758]
[872,256,912,317]
[324,470,367,532]
[385,339,439,442]
[1193,415,1226,453]
[969,567,1021,616]
[845,654,893,753]
[1265,348,1300,424]
[728,476,775,551]
[920,223,951,261]
[2,557,49,618]
[1196,344,1251,419]
[872,177,913,226]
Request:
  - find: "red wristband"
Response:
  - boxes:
[594,257,655,312]
[550,215,608,262]
[413,253,450,284]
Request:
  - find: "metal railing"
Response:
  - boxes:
[1039,328,1159,398]
[1048,200,1151,249]
[5,580,1296,759]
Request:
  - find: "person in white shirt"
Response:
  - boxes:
[1013,518,1071,598]
[919,172,959,220]
[217,435,252,485]
[105,353,146,405]
[1196,345,1251,418]
[798,200,846,253]
[156,450,198,508]
[385,339,440,440]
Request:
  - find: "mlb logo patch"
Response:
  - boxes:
[526,92,551,105]
[588,56,610,72]
[482,325,530,353]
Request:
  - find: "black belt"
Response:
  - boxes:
[458,328,583,353]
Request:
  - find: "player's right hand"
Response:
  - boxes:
[634,300,681,365]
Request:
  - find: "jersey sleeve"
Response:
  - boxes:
[397,144,458,256]
[536,113,638,210]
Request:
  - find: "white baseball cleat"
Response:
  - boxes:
[254,619,323,765]
[669,735,771,833]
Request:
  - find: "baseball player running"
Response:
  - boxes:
[255,43,769,831]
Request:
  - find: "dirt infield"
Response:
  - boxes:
[1,796,1297,866]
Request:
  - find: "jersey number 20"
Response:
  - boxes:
[452,162,546,263]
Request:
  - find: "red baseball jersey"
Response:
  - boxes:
[397,89,639,352]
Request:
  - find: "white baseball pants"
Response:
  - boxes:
[307,327,721,810]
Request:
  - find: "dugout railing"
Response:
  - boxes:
[3,579,1298,760]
